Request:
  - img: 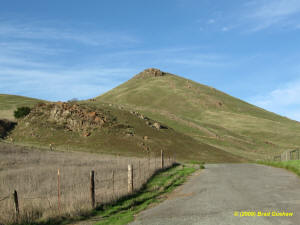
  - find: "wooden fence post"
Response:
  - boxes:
[13,190,19,218]
[57,169,61,213]
[112,170,115,196]
[138,160,141,178]
[148,155,150,174]
[161,150,164,169]
[90,170,95,208]
[128,164,133,194]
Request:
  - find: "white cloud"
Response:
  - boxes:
[222,27,229,32]
[208,19,215,24]
[0,19,140,100]
[245,0,300,31]
[250,80,300,121]
[0,21,138,47]
[162,53,231,67]
[0,66,137,101]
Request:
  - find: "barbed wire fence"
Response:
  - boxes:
[0,150,176,225]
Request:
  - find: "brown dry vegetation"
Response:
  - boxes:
[0,142,173,225]
[6,101,241,163]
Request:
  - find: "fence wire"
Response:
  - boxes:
[0,156,175,225]
[0,195,10,202]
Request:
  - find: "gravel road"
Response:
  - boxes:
[129,163,300,225]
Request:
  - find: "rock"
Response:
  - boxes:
[153,122,161,129]
[135,68,166,79]
[62,110,71,117]
[88,112,96,118]
[26,102,112,134]
[143,68,164,77]
[83,132,91,137]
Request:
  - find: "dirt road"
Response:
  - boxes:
[129,164,300,225]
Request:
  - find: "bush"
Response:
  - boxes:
[67,98,79,103]
[14,106,31,119]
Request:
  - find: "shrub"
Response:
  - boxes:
[14,106,31,119]
[68,98,79,103]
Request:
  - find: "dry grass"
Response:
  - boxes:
[0,142,174,225]
[0,110,15,121]
[97,73,300,161]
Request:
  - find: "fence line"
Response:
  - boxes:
[0,152,176,224]
[273,149,300,161]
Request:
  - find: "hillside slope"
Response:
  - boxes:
[7,101,243,162]
[97,68,300,160]
[0,94,44,120]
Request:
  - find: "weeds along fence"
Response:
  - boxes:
[0,144,175,225]
[273,149,300,161]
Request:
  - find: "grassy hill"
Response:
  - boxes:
[3,68,298,162]
[0,94,44,120]
[6,101,243,162]
[96,68,300,160]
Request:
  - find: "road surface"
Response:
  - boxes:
[129,163,300,225]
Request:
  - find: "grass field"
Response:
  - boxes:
[92,165,196,225]
[5,101,243,163]
[97,69,300,160]
[258,160,300,176]
[0,142,174,225]
[0,94,44,120]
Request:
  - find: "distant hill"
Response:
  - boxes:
[96,68,300,160]
[4,68,299,162]
[0,94,44,120]
[7,101,243,162]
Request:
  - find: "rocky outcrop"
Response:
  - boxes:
[25,102,112,135]
[129,110,168,130]
[134,68,167,79]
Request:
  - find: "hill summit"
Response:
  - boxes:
[134,68,167,79]
[97,68,300,160]
[3,68,300,162]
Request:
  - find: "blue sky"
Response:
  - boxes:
[1,0,300,120]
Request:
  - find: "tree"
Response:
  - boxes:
[14,106,31,119]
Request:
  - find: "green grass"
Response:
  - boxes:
[93,165,196,225]
[17,164,197,225]
[96,70,300,160]
[4,69,300,162]
[0,94,44,120]
[257,160,300,176]
[7,101,243,162]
